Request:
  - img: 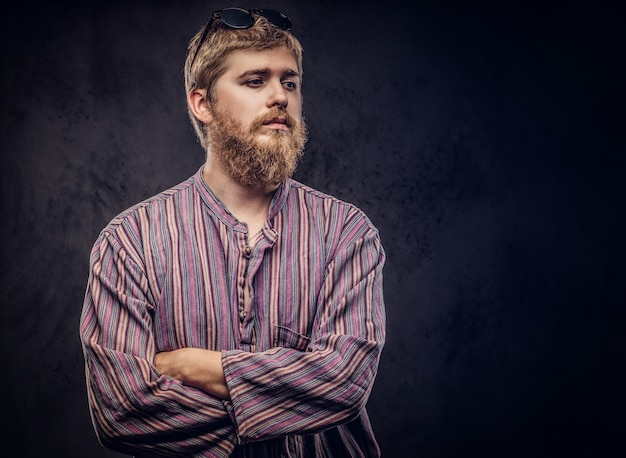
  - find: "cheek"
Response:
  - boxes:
[237,100,265,124]
[288,99,303,120]
[227,102,258,129]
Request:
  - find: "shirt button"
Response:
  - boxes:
[244,246,252,257]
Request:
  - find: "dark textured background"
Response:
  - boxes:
[1,0,624,456]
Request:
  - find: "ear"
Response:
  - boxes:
[188,89,214,124]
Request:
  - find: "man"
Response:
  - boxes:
[80,7,386,457]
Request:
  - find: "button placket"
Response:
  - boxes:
[235,232,251,330]
[240,241,252,321]
[238,236,255,347]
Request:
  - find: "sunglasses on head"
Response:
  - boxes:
[189,7,292,73]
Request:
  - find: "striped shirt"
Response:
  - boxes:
[80,166,386,457]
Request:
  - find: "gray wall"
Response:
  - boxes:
[1,0,624,456]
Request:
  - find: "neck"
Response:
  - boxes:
[202,157,279,235]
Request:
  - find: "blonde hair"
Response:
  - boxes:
[184,16,304,149]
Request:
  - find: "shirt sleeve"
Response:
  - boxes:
[79,230,237,457]
[221,226,386,444]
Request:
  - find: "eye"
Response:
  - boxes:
[282,80,298,91]
[246,78,264,88]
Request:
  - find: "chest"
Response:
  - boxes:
[149,224,327,353]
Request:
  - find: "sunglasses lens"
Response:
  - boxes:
[218,8,255,28]
[256,9,292,30]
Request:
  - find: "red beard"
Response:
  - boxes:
[207,107,308,186]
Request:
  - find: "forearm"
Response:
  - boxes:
[83,341,236,456]
[153,337,381,444]
[155,348,230,400]
[223,334,383,443]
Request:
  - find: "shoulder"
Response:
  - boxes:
[101,175,196,239]
[288,179,377,224]
[285,179,381,245]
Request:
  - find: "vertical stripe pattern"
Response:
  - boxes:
[80,166,386,457]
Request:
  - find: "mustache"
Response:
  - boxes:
[249,108,298,132]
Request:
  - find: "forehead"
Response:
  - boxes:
[221,46,300,76]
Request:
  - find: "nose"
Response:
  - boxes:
[266,79,288,108]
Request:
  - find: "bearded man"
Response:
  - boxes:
[80,8,386,457]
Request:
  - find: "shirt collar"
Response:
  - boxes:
[192,165,292,232]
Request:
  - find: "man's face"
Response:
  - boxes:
[206,46,307,187]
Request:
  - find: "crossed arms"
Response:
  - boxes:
[80,218,385,456]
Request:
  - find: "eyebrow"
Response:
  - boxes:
[236,68,300,80]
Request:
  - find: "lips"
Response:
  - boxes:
[262,117,290,131]
[264,117,289,126]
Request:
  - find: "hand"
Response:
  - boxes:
[154,348,230,400]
